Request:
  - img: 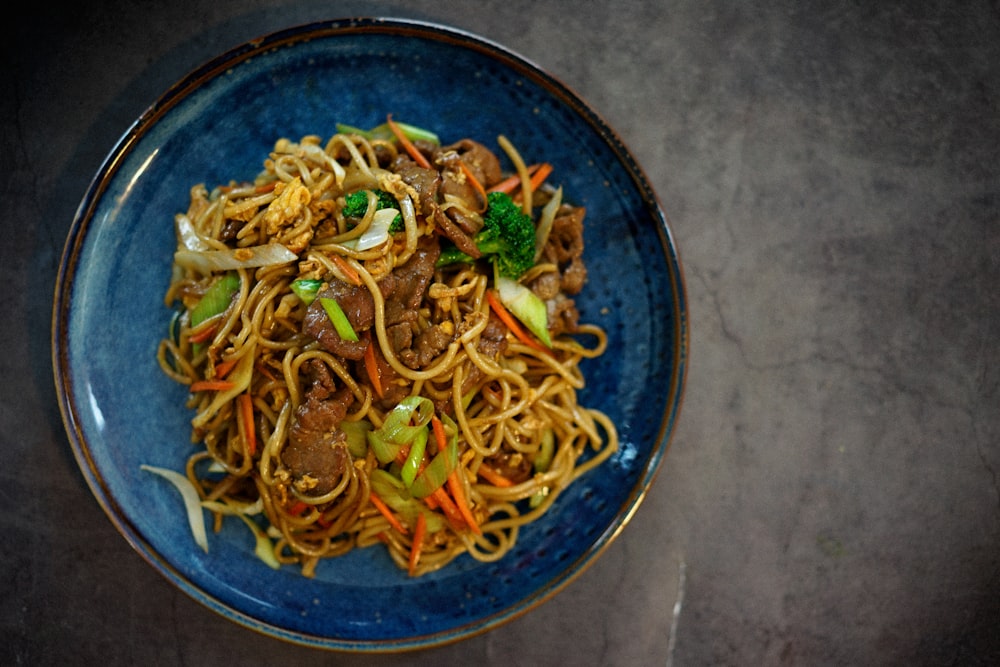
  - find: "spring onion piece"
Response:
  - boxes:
[408,413,459,499]
[496,275,552,347]
[141,464,208,553]
[337,121,440,146]
[320,297,359,342]
[370,470,446,533]
[290,278,323,305]
[235,513,281,569]
[534,428,555,473]
[341,419,373,458]
[174,242,297,274]
[190,272,240,327]
[368,396,434,464]
[400,427,428,487]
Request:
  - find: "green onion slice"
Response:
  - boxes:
[320,297,359,341]
[290,278,323,305]
[367,396,435,465]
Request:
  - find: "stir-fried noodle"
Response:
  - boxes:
[156,118,617,576]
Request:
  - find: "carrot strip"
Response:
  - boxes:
[448,469,482,535]
[488,163,543,194]
[214,357,238,379]
[364,337,384,399]
[527,162,553,193]
[254,361,278,382]
[408,512,427,576]
[188,324,218,344]
[458,160,488,212]
[386,114,432,169]
[331,254,361,286]
[431,486,466,531]
[287,500,309,516]
[430,416,447,452]
[477,465,515,488]
[238,393,257,456]
[485,290,552,356]
[369,491,408,535]
[189,379,237,392]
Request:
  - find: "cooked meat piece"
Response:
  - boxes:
[444,206,483,236]
[539,205,588,295]
[440,139,503,188]
[399,324,454,370]
[301,358,337,400]
[394,154,481,258]
[302,280,373,360]
[358,341,409,409]
[461,312,510,394]
[478,311,509,360]
[483,450,532,485]
[560,257,587,295]
[380,237,441,326]
[394,160,441,218]
[283,364,355,496]
[435,139,503,215]
[385,322,413,354]
[547,294,580,337]
[433,208,482,258]
[543,206,586,265]
[528,270,562,301]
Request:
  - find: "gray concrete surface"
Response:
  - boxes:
[5,1,999,664]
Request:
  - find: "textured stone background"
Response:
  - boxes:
[4,1,998,664]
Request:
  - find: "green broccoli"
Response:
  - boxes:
[437,191,536,279]
[342,189,403,231]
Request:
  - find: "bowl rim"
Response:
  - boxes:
[51,16,689,652]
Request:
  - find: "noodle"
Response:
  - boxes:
[156,118,618,577]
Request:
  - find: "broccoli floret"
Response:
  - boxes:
[342,189,404,231]
[437,191,536,279]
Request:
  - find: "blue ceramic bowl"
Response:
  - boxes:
[52,18,687,651]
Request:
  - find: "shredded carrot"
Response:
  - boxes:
[485,289,552,356]
[369,491,408,535]
[254,361,278,382]
[408,511,427,576]
[386,114,432,169]
[214,357,238,379]
[448,469,482,535]
[331,254,361,286]
[527,162,553,193]
[477,464,515,488]
[364,337,384,399]
[255,181,278,194]
[488,163,543,194]
[238,393,256,456]
[458,159,488,212]
[430,486,466,531]
[188,324,218,344]
[287,500,309,516]
[430,416,447,452]
[189,379,237,393]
